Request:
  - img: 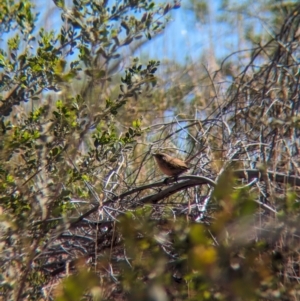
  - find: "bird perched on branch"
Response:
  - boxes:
[153,146,205,180]
[153,153,189,177]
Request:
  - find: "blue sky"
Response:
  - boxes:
[135,0,258,67]
[0,0,283,73]
[0,0,239,64]
[138,1,231,64]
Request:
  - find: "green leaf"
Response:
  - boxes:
[53,0,65,9]
[132,119,141,128]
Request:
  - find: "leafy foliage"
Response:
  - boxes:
[1,0,300,300]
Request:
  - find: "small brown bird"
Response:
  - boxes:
[153,153,189,177]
